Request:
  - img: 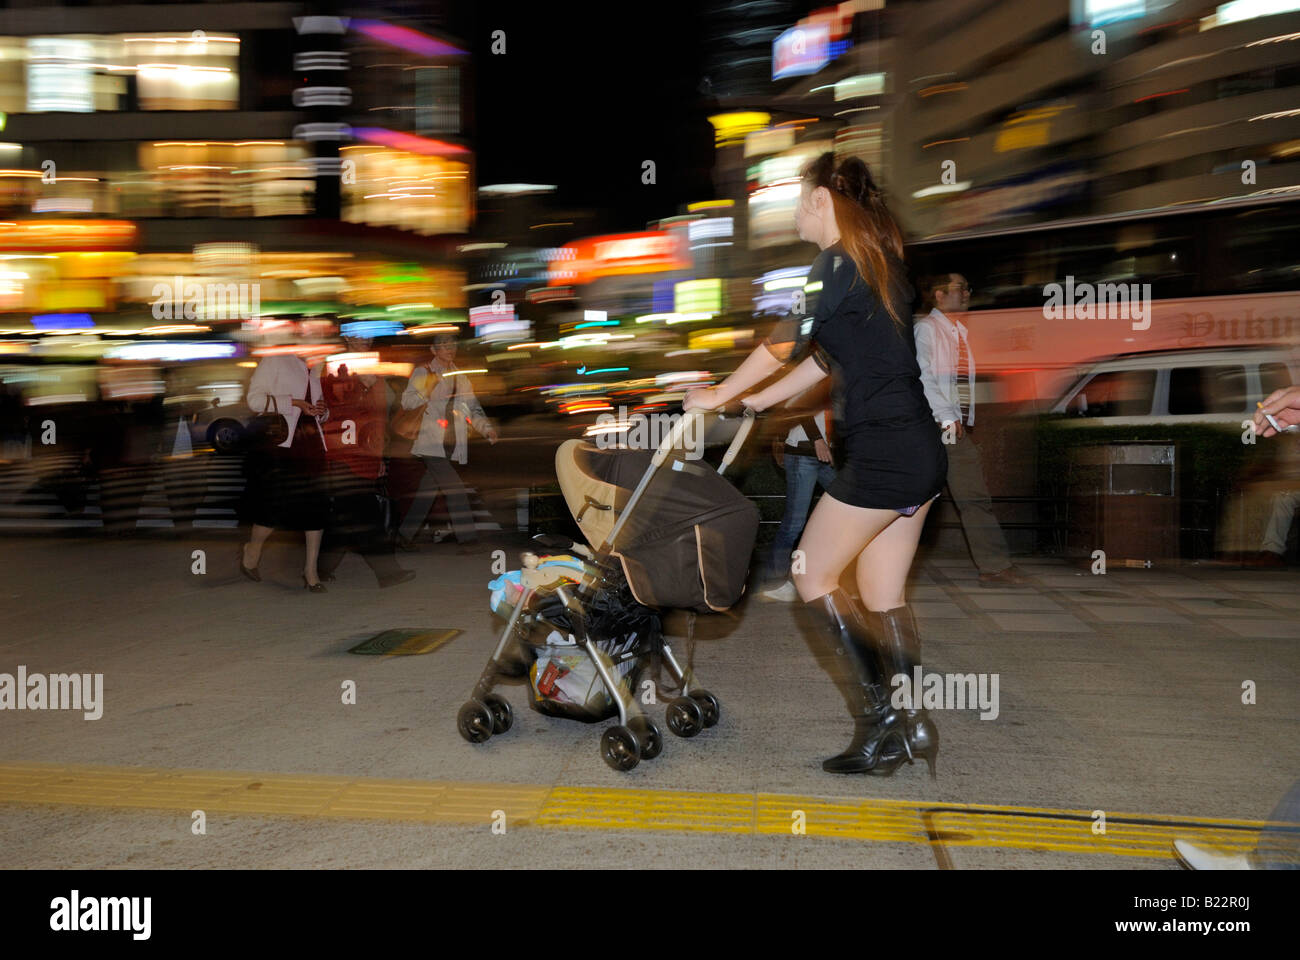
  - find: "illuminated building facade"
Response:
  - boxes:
[0,1,474,339]
[897,0,1300,235]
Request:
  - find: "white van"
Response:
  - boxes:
[1049,347,1299,428]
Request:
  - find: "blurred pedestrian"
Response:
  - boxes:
[319,337,415,588]
[395,333,498,553]
[914,273,1028,587]
[94,396,165,537]
[240,353,331,592]
[762,384,835,602]
[1171,386,1300,864]
[1252,441,1299,567]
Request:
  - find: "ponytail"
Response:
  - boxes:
[801,153,906,331]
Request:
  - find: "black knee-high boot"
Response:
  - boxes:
[809,589,910,774]
[869,605,940,779]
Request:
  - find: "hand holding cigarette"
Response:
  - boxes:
[1254,385,1300,437]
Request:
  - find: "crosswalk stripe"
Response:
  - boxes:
[0,455,508,534]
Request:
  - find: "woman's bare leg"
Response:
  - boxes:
[244,524,273,568]
[304,529,323,585]
[854,499,934,612]
[792,493,901,601]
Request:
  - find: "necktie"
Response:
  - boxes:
[441,365,459,456]
[955,326,971,427]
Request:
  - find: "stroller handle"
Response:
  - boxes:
[716,405,757,479]
[647,404,757,469]
[603,405,758,553]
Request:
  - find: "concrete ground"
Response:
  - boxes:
[0,528,1296,869]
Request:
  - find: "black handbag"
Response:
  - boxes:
[249,395,289,447]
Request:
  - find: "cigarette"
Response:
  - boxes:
[1257,402,1282,433]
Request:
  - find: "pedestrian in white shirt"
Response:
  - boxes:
[396,334,498,552]
[913,273,1026,587]
[240,353,332,592]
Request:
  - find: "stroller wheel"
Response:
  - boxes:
[457,700,494,744]
[600,725,641,772]
[690,690,720,728]
[628,716,662,760]
[665,697,704,739]
[483,694,513,735]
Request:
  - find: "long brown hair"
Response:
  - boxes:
[801,152,906,329]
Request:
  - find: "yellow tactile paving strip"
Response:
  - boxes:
[0,763,1277,861]
[0,764,549,825]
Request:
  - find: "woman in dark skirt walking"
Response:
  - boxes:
[240,353,332,592]
[685,152,948,778]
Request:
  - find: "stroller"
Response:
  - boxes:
[456,408,761,771]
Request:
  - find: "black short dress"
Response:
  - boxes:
[765,242,948,512]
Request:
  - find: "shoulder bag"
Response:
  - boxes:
[391,364,436,441]
[249,394,289,447]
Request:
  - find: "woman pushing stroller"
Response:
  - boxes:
[685,152,947,778]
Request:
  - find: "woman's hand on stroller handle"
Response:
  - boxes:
[681,388,755,419]
[682,386,720,412]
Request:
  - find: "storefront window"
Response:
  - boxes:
[0,32,240,113]
[341,147,469,235]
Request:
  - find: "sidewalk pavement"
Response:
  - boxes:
[0,532,1296,868]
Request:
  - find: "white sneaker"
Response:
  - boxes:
[1172,839,1252,870]
[762,580,799,602]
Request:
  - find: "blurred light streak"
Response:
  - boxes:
[351,127,469,157]
[913,182,972,198]
[26,394,87,405]
[409,324,462,335]
[105,342,236,361]
[478,183,556,196]
[350,20,467,57]
[33,313,93,330]
[655,371,710,387]
[919,82,967,98]
[1251,108,1300,121]
[251,345,336,357]
[1246,30,1300,45]
[763,276,806,291]
[560,400,612,415]
[1133,88,1189,103]
[584,422,631,437]
[707,112,770,147]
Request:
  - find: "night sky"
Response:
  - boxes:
[464,1,717,234]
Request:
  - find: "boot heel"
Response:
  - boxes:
[810,590,910,776]
[897,728,914,762]
[925,749,938,780]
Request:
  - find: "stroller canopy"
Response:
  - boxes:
[556,439,759,613]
